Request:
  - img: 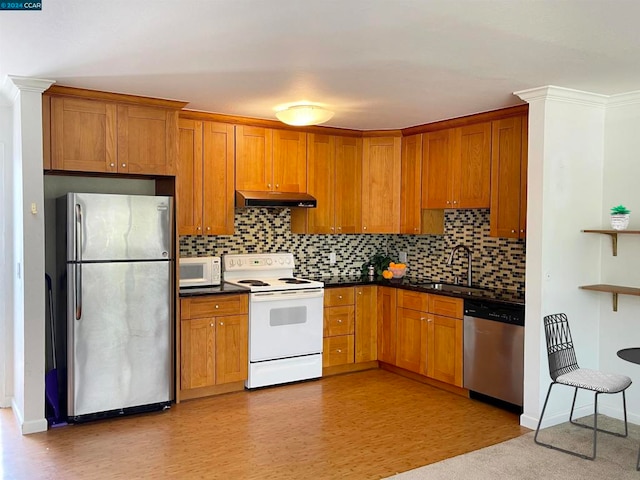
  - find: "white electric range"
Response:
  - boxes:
[223,253,324,389]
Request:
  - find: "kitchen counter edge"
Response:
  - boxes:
[316,276,524,306]
[179,282,250,297]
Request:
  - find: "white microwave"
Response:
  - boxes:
[179,256,221,288]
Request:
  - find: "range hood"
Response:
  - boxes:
[235,190,317,208]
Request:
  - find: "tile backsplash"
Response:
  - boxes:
[180,208,525,291]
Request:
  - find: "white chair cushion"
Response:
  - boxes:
[556,368,631,393]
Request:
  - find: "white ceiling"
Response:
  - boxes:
[2,0,640,130]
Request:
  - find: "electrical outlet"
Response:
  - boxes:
[329,252,336,265]
[399,252,407,263]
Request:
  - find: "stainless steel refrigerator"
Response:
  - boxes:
[56,193,173,422]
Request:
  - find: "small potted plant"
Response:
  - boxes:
[610,204,631,230]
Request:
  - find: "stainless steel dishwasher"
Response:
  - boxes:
[463,299,525,407]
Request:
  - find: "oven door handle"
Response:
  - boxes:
[251,288,324,302]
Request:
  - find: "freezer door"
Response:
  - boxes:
[67,193,172,261]
[67,261,172,417]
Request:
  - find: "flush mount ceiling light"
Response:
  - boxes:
[275,104,334,126]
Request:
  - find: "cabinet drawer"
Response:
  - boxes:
[181,294,248,319]
[397,289,429,312]
[428,295,463,319]
[323,335,355,367]
[324,287,355,307]
[324,306,355,336]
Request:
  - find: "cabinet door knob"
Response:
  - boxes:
[337,349,342,353]
[196,226,201,231]
[446,200,451,205]
[337,319,342,323]
[121,163,126,168]
[219,321,224,326]
[215,305,219,309]
[267,183,272,189]
[276,184,279,189]
[337,227,341,231]
[363,226,367,230]
[330,227,335,231]
[520,229,525,233]
[206,226,211,231]
[452,200,457,205]
[110,162,115,167]
[511,229,516,233]
[210,323,214,327]
[358,291,362,295]
[338,295,342,299]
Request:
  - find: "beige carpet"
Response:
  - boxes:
[385,416,640,479]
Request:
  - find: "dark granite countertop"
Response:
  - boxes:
[179,282,250,297]
[313,276,525,306]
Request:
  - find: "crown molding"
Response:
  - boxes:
[515,85,608,108]
[1,75,55,106]
[607,90,640,108]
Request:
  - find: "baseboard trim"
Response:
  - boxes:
[11,397,49,434]
[522,404,601,430]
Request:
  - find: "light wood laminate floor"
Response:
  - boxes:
[1,369,529,479]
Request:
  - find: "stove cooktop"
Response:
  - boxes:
[226,276,324,292]
[223,253,323,292]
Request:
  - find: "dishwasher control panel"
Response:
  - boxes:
[463,299,524,326]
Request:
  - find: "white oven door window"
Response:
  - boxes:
[249,290,323,362]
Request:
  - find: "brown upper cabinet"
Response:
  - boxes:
[400,134,423,234]
[490,114,528,239]
[422,122,491,209]
[235,126,307,193]
[46,87,185,175]
[177,119,235,236]
[291,134,362,234]
[361,136,402,233]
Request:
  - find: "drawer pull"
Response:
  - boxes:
[337,319,342,323]
[337,349,342,353]
[338,295,343,299]
[215,305,219,309]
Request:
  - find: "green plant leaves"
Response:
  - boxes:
[361,253,398,277]
[611,204,631,215]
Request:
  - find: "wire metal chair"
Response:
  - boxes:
[534,313,632,460]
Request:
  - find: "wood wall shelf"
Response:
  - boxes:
[582,230,640,256]
[579,284,640,312]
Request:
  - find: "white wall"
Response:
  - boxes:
[598,92,640,422]
[0,102,13,408]
[2,76,54,434]
[517,86,607,429]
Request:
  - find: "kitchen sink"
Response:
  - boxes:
[411,282,488,296]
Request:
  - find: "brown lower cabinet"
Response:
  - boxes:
[180,294,248,397]
[377,286,397,364]
[323,286,377,369]
[386,289,464,388]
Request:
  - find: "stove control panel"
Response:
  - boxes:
[223,253,294,272]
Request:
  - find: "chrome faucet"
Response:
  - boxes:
[446,244,472,286]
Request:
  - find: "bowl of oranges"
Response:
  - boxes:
[383,262,407,280]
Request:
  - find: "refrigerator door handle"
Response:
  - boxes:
[75,203,83,262]
[75,263,82,320]
[75,203,83,320]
